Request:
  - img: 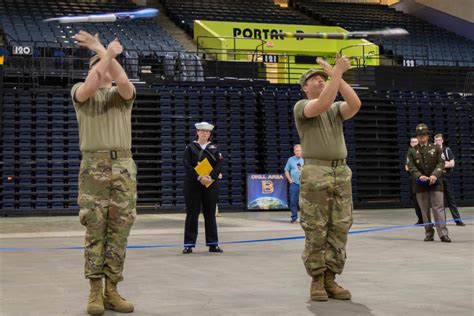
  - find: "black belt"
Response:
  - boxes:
[304,158,346,168]
[82,150,132,160]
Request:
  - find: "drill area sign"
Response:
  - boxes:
[247,174,288,210]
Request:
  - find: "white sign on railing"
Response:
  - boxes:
[12,46,33,55]
[403,59,416,67]
[263,54,279,63]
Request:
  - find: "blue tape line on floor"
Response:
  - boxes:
[0,217,471,251]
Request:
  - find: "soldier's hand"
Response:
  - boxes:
[334,54,351,74]
[106,38,123,59]
[419,175,429,182]
[316,57,334,77]
[429,175,437,185]
[74,31,104,53]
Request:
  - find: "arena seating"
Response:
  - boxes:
[2,89,79,212]
[389,91,474,203]
[292,1,474,67]
[1,0,473,214]
[162,0,315,36]
[0,0,184,53]
[2,82,472,213]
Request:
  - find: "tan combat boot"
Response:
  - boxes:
[324,270,351,300]
[103,277,134,313]
[310,273,328,301]
[87,278,105,315]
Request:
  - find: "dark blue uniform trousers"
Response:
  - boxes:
[183,181,219,246]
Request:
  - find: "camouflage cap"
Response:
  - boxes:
[299,68,328,88]
[416,123,429,135]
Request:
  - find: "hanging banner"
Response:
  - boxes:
[247,174,288,210]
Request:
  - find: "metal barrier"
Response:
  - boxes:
[1,42,473,88]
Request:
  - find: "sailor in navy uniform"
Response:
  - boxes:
[182,122,224,254]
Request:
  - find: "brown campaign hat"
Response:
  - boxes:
[416,123,429,135]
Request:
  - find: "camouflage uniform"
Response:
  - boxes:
[72,82,137,282]
[78,156,137,282]
[294,94,354,277]
[294,67,359,301]
[300,161,353,276]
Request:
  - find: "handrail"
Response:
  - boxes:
[2,42,473,88]
[196,35,267,61]
[340,43,377,68]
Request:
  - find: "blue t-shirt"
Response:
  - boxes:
[284,156,304,185]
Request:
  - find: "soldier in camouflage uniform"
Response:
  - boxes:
[407,124,451,242]
[294,55,361,301]
[72,31,137,315]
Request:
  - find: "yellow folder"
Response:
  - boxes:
[194,158,215,188]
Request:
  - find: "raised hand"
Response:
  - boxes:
[106,38,123,59]
[334,54,351,74]
[316,57,334,77]
[74,31,104,53]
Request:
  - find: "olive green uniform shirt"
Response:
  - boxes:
[294,100,347,160]
[406,143,445,193]
[71,83,135,152]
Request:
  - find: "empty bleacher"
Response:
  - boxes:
[2,81,473,214]
[2,89,79,213]
[353,94,401,204]
[0,0,185,54]
[387,90,474,204]
[1,1,473,215]
[162,0,315,36]
[292,1,474,67]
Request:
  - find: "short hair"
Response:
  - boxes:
[434,133,443,139]
[89,54,100,69]
[294,144,301,149]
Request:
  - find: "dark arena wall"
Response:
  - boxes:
[0,0,473,215]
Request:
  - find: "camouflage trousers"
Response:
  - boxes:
[299,163,353,276]
[78,158,137,283]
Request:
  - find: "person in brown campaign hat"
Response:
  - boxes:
[407,123,451,243]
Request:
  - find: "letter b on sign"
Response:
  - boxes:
[262,180,274,194]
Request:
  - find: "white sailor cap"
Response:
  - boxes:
[195,122,214,131]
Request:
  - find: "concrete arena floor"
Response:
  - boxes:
[1,208,473,316]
